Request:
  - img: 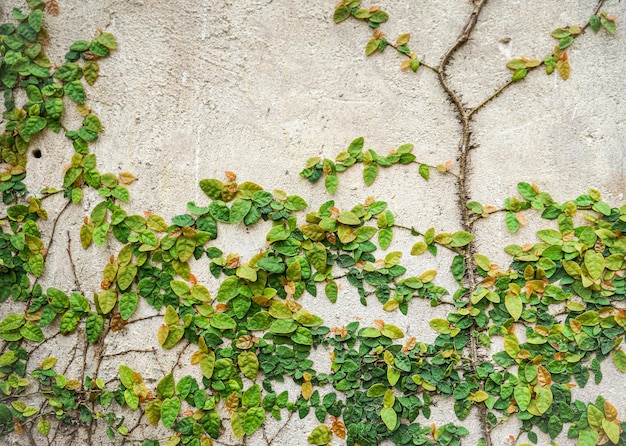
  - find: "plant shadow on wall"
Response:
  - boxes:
[0,1,624,446]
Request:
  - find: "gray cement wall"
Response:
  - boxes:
[1,0,625,445]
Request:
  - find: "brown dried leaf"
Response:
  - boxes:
[402,336,417,353]
[110,313,127,332]
[226,392,239,412]
[605,401,618,421]
[45,0,60,16]
[537,365,552,386]
[331,419,347,439]
[118,172,137,185]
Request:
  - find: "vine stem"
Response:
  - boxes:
[435,0,490,444]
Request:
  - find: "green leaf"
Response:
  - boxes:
[238,351,259,380]
[211,313,236,330]
[589,15,601,33]
[325,174,338,194]
[28,9,43,31]
[232,409,246,438]
[200,179,223,200]
[602,418,620,443]
[534,386,553,415]
[291,327,313,345]
[200,351,215,379]
[381,324,404,339]
[325,280,338,303]
[176,237,196,263]
[37,419,50,436]
[514,385,531,411]
[363,164,378,185]
[370,10,389,23]
[380,407,397,430]
[450,230,473,247]
[64,80,85,104]
[96,32,117,49]
[548,415,563,439]
[601,16,617,34]
[307,243,327,273]
[429,318,451,334]
[161,325,184,349]
[269,319,297,334]
[378,228,393,250]
[97,290,117,314]
[20,322,44,342]
[505,212,520,233]
[17,116,46,141]
[145,399,162,426]
[230,198,252,224]
[365,38,380,56]
[333,6,351,23]
[243,407,265,435]
[504,293,522,321]
[60,310,80,334]
[242,384,261,407]
[247,312,273,330]
[156,373,175,399]
[347,137,364,156]
[93,223,110,247]
[512,68,527,81]
[160,397,181,429]
[119,365,135,389]
[217,276,241,302]
[558,36,574,49]
[578,429,599,446]
[86,313,104,343]
[285,195,307,211]
[0,314,25,332]
[584,250,604,280]
[116,264,137,291]
[613,350,626,372]
[308,425,332,445]
[83,61,99,85]
[367,383,388,397]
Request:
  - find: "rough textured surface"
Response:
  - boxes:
[1,0,625,445]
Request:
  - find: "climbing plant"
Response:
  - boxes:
[0,1,623,446]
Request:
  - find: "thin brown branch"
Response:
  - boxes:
[66,230,83,294]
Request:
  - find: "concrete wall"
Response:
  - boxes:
[1,0,625,445]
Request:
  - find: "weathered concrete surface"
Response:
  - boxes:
[1,0,625,445]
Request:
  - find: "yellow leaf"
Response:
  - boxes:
[396,33,410,45]
[157,324,169,346]
[420,270,437,283]
[470,390,489,402]
[382,300,399,312]
[400,59,411,71]
[302,381,313,400]
[556,59,570,80]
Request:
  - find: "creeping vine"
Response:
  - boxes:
[0,1,624,446]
